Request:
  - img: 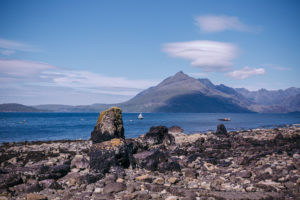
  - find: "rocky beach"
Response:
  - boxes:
[0,107,300,200]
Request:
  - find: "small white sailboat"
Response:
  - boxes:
[138,113,143,120]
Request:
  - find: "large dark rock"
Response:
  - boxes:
[91,107,124,144]
[215,124,228,136]
[90,138,134,174]
[133,149,180,172]
[143,126,175,147]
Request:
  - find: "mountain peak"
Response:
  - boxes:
[173,71,189,78]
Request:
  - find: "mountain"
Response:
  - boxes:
[0,103,44,112]
[119,71,251,112]
[2,71,299,113]
[235,87,300,112]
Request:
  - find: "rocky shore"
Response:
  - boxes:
[0,107,300,200]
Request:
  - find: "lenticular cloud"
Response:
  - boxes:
[163,40,238,72]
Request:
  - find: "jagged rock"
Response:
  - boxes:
[38,164,70,180]
[89,138,134,173]
[215,124,228,136]
[91,107,124,144]
[133,149,180,172]
[143,126,175,147]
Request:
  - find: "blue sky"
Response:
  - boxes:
[0,0,299,105]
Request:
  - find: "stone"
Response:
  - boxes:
[135,174,152,182]
[103,182,126,193]
[154,177,165,185]
[165,196,179,200]
[89,138,134,173]
[39,179,55,189]
[116,178,124,183]
[71,155,89,169]
[91,107,124,144]
[237,170,252,178]
[184,169,198,178]
[26,193,47,200]
[215,124,227,136]
[168,177,178,184]
[143,126,175,146]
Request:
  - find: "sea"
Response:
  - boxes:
[0,112,300,143]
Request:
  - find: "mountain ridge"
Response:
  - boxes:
[1,71,299,113]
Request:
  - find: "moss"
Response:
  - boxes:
[96,106,122,128]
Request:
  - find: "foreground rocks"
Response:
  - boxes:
[1,122,300,199]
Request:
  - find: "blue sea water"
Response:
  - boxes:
[0,112,300,143]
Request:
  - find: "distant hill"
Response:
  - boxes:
[235,87,300,112]
[2,71,299,113]
[0,103,44,112]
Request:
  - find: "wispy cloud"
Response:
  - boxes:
[0,59,56,77]
[195,15,257,33]
[41,70,157,96]
[262,64,289,71]
[163,40,237,71]
[0,59,158,98]
[227,66,265,79]
[0,38,39,55]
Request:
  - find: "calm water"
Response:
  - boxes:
[0,112,299,143]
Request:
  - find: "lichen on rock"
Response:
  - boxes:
[91,107,124,144]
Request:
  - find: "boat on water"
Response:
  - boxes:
[218,118,231,121]
[138,113,143,120]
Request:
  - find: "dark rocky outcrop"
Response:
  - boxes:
[142,126,175,148]
[91,107,124,144]
[215,124,228,136]
[134,149,180,172]
[89,138,134,173]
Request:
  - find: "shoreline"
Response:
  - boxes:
[1,124,299,145]
[0,125,299,199]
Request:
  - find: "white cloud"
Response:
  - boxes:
[163,40,237,71]
[0,59,56,77]
[195,15,254,33]
[227,66,265,79]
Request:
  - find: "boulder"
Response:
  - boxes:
[89,138,134,173]
[133,149,180,172]
[215,124,228,136]
[91,107,124,144]
[143,126,175,147]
